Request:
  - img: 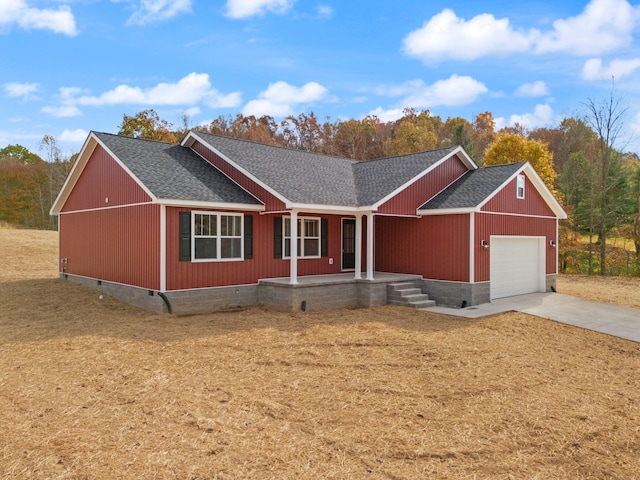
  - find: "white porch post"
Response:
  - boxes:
[366,212,374,280]
[354,214,363,280]
[289,209,298,285]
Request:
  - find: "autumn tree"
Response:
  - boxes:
[385,109,439,156]
[483,133,558,195]
[118,109,178,143]
[472,111,498,164]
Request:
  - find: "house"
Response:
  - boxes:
[50,131,567,314]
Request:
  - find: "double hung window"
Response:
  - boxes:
[284,217,320,258]
[193,212,243,261]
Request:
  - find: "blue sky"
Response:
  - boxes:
[2,0,640,158]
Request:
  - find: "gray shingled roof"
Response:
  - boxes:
[419,162,525,210]
[92,131,514,211]
[353,147,459,205]
[94,132,261,205]
[194,132,460,207]
[194,132,360,206]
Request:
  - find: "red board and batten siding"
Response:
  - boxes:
[376,154,468,215]
[165,208,350,290]
[474,175,558,282]
[190,141,285,212]
[375,214,470,282]
[62,144,152,212]
[481,175,555,217]
[59,204,161,290]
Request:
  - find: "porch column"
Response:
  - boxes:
[366,212,374,280]
[354,214,363,280]
[289,209,298,285]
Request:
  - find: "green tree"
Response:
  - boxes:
[582,87,632,275]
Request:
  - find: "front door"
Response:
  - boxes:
[342,218,356,270]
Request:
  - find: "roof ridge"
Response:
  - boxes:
[93,131,175,146]
[358,145,458,164]
[193,130,359,163]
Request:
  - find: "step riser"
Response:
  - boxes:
[387,280,436,309]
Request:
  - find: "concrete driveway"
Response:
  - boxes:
[428,293,640,343]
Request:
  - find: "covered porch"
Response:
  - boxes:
[258,272,424,312]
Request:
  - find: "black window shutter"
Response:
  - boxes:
[273,216,283,259]
[244,214,253,259]
[179,211,191,261]
[321,218,328,257]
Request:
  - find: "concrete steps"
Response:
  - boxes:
[387,281,435,309]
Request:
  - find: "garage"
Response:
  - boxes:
[490,237,545,299]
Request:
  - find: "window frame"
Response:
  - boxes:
[516,174,525,199]
[283,216,321,259]
[191,211,244,262]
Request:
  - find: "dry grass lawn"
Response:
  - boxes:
[1,228,639,479]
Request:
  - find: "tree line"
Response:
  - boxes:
[2,98,639,276]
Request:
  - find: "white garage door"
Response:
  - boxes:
[490,237,545,300]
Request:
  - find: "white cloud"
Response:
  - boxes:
[126,0,191,25]
[317,5,333,19]
[76,73,241,108]
[59,129,89,143]
[535,0,639,55]
[42,105,82,117]
[366,107,405,123]
[374,75,488,109]
[581,57,640,80]
[515,81,550,97]
[504,104,555,130]
[402,8,535,61]
[403,0,640,62]
[0,0,77,35]
[3,81,39,99]
[243,81,328,117]
[225,0,294,19]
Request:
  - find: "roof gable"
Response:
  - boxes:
[185,132,476,210]
[418,162,567,219]
[51,132,262,214]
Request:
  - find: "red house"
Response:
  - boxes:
[50,131,566,314]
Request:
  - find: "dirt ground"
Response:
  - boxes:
[1,228,639,479]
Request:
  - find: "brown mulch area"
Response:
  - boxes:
[1,229,639,479]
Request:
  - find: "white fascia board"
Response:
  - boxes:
[288,203,373,215]
[417,207,475,216]
[50,133,97,215]
[156,199,265,211]
[371,146,476,210]
[51,131,159,215]
[184,131,293,209]
[476,163,567,219]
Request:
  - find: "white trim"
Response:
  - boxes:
[371,146,477,210]
[476,210,558,220]
[366,213,374,280]
[156,199,265,211]
[340,217,356,273]
[417,207,476,216]
[50,132,157,215]
[288,203,372,214]
[191,210,244,262]
[469,212,475,284]
[58,201,155,215]
[290,210,298,284]
[354,214,363,280]
[184,131,293,208]
[160,205,167,292]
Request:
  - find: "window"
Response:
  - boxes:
[192,212,243,261]
[516,174,525,199]
[283,217,321,258]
